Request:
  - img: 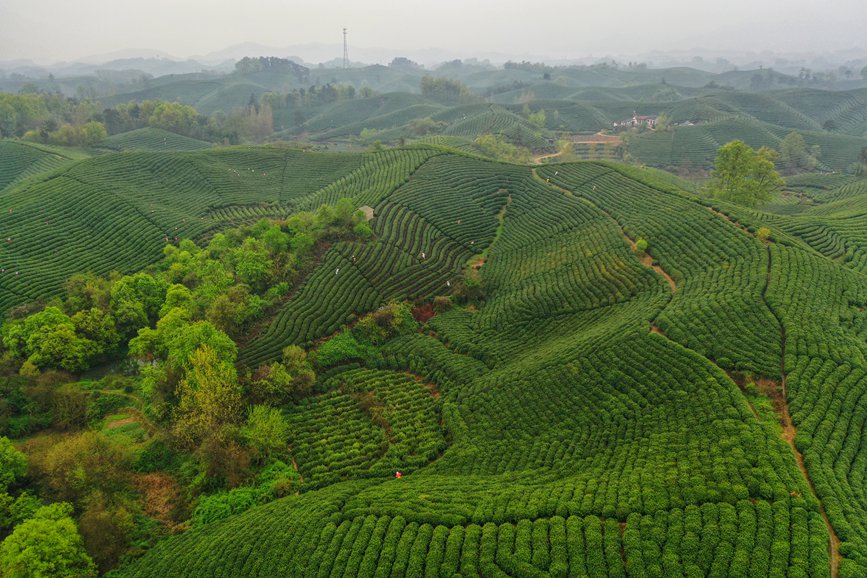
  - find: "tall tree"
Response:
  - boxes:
[708,140,784,207]
[174,345,242,446]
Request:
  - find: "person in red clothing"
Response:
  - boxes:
[395,471,402,479]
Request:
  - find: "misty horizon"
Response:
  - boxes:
[2,0,866,68]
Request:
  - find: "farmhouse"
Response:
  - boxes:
[613,111,657,130]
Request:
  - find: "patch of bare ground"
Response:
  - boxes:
[571,132,623,146]
[106,416,137,429]
[133,473,184,530]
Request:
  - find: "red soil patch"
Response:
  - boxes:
[571,133,623,145]
[412,303,436,323]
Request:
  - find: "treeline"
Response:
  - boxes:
[0,92,101,141]
[420,76,477,104]
[0,83,378,146]
[234,56,309,83]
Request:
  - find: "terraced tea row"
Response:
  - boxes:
[242,154,514,364]
[0,147,434,316]
[538,162,781,376]
[286,367,445,488]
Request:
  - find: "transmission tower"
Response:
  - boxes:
[343,28,349,69]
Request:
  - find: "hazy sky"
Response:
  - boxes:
[1,0,865,63]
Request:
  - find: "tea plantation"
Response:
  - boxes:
[1,144,865,577]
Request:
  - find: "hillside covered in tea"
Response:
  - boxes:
[0,136,864,578]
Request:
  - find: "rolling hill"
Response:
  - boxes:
[0,146,850,576]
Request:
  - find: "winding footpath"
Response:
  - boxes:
[708,203,842,578]
[537,170,842,578]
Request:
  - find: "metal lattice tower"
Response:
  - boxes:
[343,28,349,69]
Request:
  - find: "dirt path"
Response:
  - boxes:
[762,246,841,578]
[290,456,305,485]
[705,205,754,237]
[533,168,677,294]
[623,236,677,294]
[531,168,572,196]
[532,152,561,165]
[539,170,840,572]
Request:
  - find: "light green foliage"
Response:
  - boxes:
[250,345,316,404]
[708,140,784,207]
[557,139,577,162]
[159,284,194,317]
[0,437,26,492]
[635,238,649,253]
[191,460,299,526]
[528,109,546,128]
[1,307,99,371]
[165,321,237,371]
[314,332,379,367]
[655,112,673,131]
[148,102,199,136]
[242,405,290,462]
[231,244,273,290]
[174,345,242,446]
[31,431,130,505]
[0,492,41,535]
[472,133,532,164]
[409,117,446,136]
[420,76,475,103]
[71,308,120,355]
[353,220,373,238]
[0,503,96,578]
[110,273,169,324]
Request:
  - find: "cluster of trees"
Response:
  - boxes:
[707,140,785,207]
[779,131,821,173]
[103,100,201,137]
[420,76,477,104]
[0,198,370,375]
[472,133,532,164]
[0,91,101,141]
[408,117,447,136]
[260,83,362,118]
[2,85,359,148]
[0,200,378,572]
[234,56,309,83]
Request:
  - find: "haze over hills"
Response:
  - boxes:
[3,42,867,79]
